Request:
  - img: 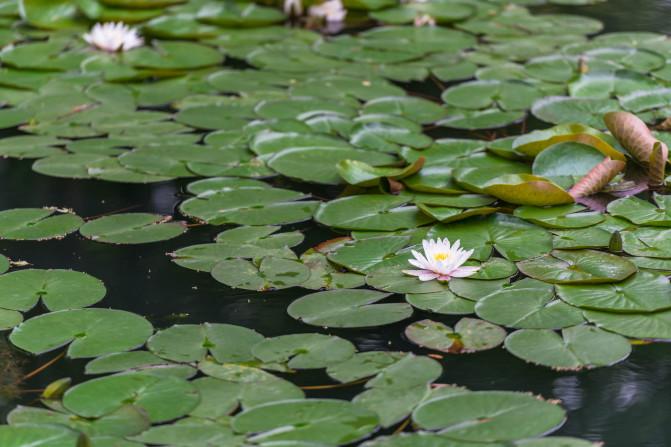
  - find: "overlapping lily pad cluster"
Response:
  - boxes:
[0,0,667,445]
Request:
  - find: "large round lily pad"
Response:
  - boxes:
[0,269,105,312]
[412,391,566,442]
[504,325,631,370]
[9,308,153,358]
[405,318,505,354]
[556,271,671,312]
[517,250,637,284]
[288,289,412,328]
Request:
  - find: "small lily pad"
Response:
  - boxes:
[405,318,505,354]
[0,208,83,240]
[251,333,355,369]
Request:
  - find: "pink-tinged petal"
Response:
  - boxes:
[411,250,431,269]
[402,269,439,281]
[450,266,480,278]
[436,274,452,282]
[408,258,425,269]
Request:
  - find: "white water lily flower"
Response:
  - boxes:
[83,22,144,53]
[403,238,479,282]
[284,0,303,16]
[309,0,347,23]
[414,14,436,27]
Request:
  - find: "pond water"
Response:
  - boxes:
[2,1,671,446]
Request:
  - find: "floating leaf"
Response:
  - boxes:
[568,157,626,199]
[517,249,637,284]
[232,399,379,445]
[147,323,263,364]
[608,194,671,226]
[405,318,505,354]
[10,308,152,358]
[63,372,199,423]
[412,391,566,442]
[251,333,355,369]
[476,278,585,329]
[211,257,310,291]
[288,289,412,328]
[0,208,83,240]
[505,325,631,370]
[556,271,671,312]
[79,213,186,244]
[0,269,105,312]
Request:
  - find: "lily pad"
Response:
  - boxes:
[556,271,671,312]
[0,208,83,240]
[147,323,263,363]
[607,194,671,226]
[288,289,412,328]
[0,269,105,311]
[232,399,379,445]
[475,278,585,329]
[504,325,631,370]
[79,213,186,244]
[405,318,506,354]
[517,249,637,284]
[211,257,310,291]
[412,391,566,442]
[251,333,355,369]
[9,308,152,358]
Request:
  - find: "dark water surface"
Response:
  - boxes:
[3,2,671,446]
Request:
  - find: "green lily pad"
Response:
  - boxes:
[315,195,434,231]
[514,204,604,229]
[442,80,541,112]
[85,351,195,377]
[63,372,199,423]
[251,333,355,369]
[504,325,631,370]
[79,213,186,244]
[288,289,412,328]
[0,269,105,312]
[412,391,566,442]
[406,291,476,315]
[607,194,671,226]
[326,351,407,383]
[475,278,585,329]
[0,424,80,447]
[326,235,409,273]
[180,186,318,226]
[532,96,620,129]
[428,214,553,261]
[621,227,671,258]
[147,323,264,364]
[405,318,506,354]
[170,226,302,272]
[0,208,83,240]
[211,257,310,291]
[9,308,152,358]
[556,271,671,312]
[232,399,379,445]
[517,249,637,284]
[267,147,397,185]
[584,308,671,339]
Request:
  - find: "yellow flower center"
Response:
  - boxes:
[434,252,450,262]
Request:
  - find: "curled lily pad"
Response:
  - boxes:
[405,318,505,354]
[9,308,153,358]
[517,249,637,284]
[0,208,83,240]
[412,391,566,442]
[288,289,412,328]
[477,174,574,207]
[232,399,379,445]
[504,325,631,371]
[0,269,105,312]
[79,213,186,244]
[475,278,585,329]
[556,271,671,312]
